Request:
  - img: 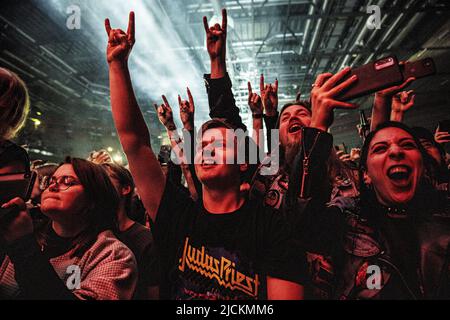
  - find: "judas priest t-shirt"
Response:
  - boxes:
[153,180,304,300]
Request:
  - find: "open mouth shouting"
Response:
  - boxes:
[288,121,303,134]
[386,165,412,188]
[201,158,218,168]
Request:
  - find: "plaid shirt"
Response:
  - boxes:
[0,230,137,300]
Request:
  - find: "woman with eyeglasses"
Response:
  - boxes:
[0,157,137,300]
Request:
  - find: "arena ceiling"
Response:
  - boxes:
[1,0,449,162]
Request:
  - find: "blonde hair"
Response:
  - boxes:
[0,68,30,140]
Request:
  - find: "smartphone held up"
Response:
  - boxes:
[337,56,436,101]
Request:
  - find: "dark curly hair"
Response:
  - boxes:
[358,121,438,220]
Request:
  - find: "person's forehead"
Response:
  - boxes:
[371,127,414,145]
[281,104,310,117]
[201,127,231,141]
[54,163,76,177]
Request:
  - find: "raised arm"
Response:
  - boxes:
[106,12,165,221]
[260,74,279,152]
[155,92,200,200]
[178,88,201,200]
[204,8,227,79]
[247,81,264,150]
[154,95,183,163]
[390,90,415,123]
[370,77,415,131]
[203,9,246,130]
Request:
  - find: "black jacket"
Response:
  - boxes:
[329,193,450,299]
[203,73,246,131]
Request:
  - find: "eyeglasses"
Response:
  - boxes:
[43,175,81,191]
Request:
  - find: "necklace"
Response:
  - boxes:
[384,206,408,219]
[299,128,321,198]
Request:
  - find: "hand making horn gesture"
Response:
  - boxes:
[203,8,227,61]
[154,95,176,131]
[247,81,263,118]
[105,12,135,64]
[178,88,195,131]
[260,74,279,117]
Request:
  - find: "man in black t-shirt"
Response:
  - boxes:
[153,120,304,299]
[106,11,304,300]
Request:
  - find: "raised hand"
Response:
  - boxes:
[154,95,176,131]
[203,8,227,61]
[356,117,371,138]
[392,90,415,113]
[337,148,360,164]
[390,90,415,123]
[105,12,135,64]
[435,127,450,145]
[0,197,33,244]
[350,148,361,161]
[89,149,113,164]
[371,75,415,131]
[247,82,263,117]
[310,67,359,131]
[260,74,278,117]
[336,150,352,163]
[376,76,415,98]
[178,88,195,131]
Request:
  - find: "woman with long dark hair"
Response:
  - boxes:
[0,157,137,300]
[297,121,449,299]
